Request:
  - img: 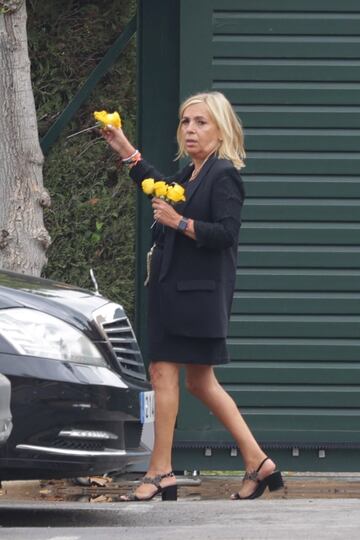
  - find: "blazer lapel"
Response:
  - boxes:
[180,155,217,212]
[159,156,217,281]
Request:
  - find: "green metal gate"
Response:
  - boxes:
[137,0,360,471]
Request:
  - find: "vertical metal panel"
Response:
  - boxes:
[135,0,180,358]
[173,0,360,469]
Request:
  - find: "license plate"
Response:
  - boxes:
[140,391,155,424]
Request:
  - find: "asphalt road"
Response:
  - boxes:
[0,499,360,539]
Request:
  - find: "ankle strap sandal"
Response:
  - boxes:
[231,457,284,500]
[120,471,178,502]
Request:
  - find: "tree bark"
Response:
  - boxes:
[0,1,51,275]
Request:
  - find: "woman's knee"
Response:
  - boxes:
[149,362,179,391]
[185,377,203,397]
[185,368,216,397]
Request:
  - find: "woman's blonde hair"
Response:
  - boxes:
[176,91,245,170]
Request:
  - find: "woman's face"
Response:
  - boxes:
[180,102,220,162]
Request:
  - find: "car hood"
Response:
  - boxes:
[0,270,120,332]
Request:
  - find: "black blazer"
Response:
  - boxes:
[130,155,245,338]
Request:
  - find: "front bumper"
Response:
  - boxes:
[0,352,152,480]
[0,374,12,446]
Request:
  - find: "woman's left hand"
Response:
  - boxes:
[152,197,180,229]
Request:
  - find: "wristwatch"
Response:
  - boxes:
[177,217,189,233]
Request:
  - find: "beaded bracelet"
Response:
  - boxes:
[122,149,140,164]
[129,152,142,168]
[116,149,142,169]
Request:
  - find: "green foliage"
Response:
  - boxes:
[27,0,138,319]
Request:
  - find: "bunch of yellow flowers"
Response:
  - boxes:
[141,178,186,204]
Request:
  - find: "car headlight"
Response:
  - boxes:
[0,308,106,366]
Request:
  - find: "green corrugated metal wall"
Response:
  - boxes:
[170,0,360,471]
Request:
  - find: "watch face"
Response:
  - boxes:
[178,218,188,231]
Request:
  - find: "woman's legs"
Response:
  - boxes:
[123,361,180,499]
[185,364,275,498]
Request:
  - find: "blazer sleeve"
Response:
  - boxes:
[194,169,245,250]
[129,159,192,187]
[129,159,166,187]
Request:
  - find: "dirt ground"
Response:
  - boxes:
[1,473,360,503]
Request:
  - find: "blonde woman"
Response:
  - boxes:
[102,91,283,501]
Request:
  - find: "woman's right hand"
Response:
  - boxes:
[100,125,125,152]
[100,125,136,159]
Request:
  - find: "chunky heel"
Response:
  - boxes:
[231,457,284,500]
[162,484,178,501]
[267,470,284,492]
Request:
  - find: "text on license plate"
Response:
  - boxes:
[140,391,155,424]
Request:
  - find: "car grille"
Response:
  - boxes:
[50,438,105,451]
[101,316,147,381]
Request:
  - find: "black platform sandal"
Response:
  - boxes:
[231,457,284,500]
[120,471,178,502]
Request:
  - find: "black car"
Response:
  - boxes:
[0,374,12,446]
[0,269,154,481]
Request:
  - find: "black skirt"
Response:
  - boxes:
[147,245,230,365]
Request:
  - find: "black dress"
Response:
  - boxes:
[147,178,229,365]
[130,156,245,367]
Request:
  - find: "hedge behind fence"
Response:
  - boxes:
[28,0,137,320]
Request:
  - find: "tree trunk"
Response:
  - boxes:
[0,2,51,276]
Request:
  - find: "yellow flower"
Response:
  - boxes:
[153,181,168,198]
[166,183,186,203]
[93,110,122,128]
[142,178,155,195]
[93,110,107,125]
